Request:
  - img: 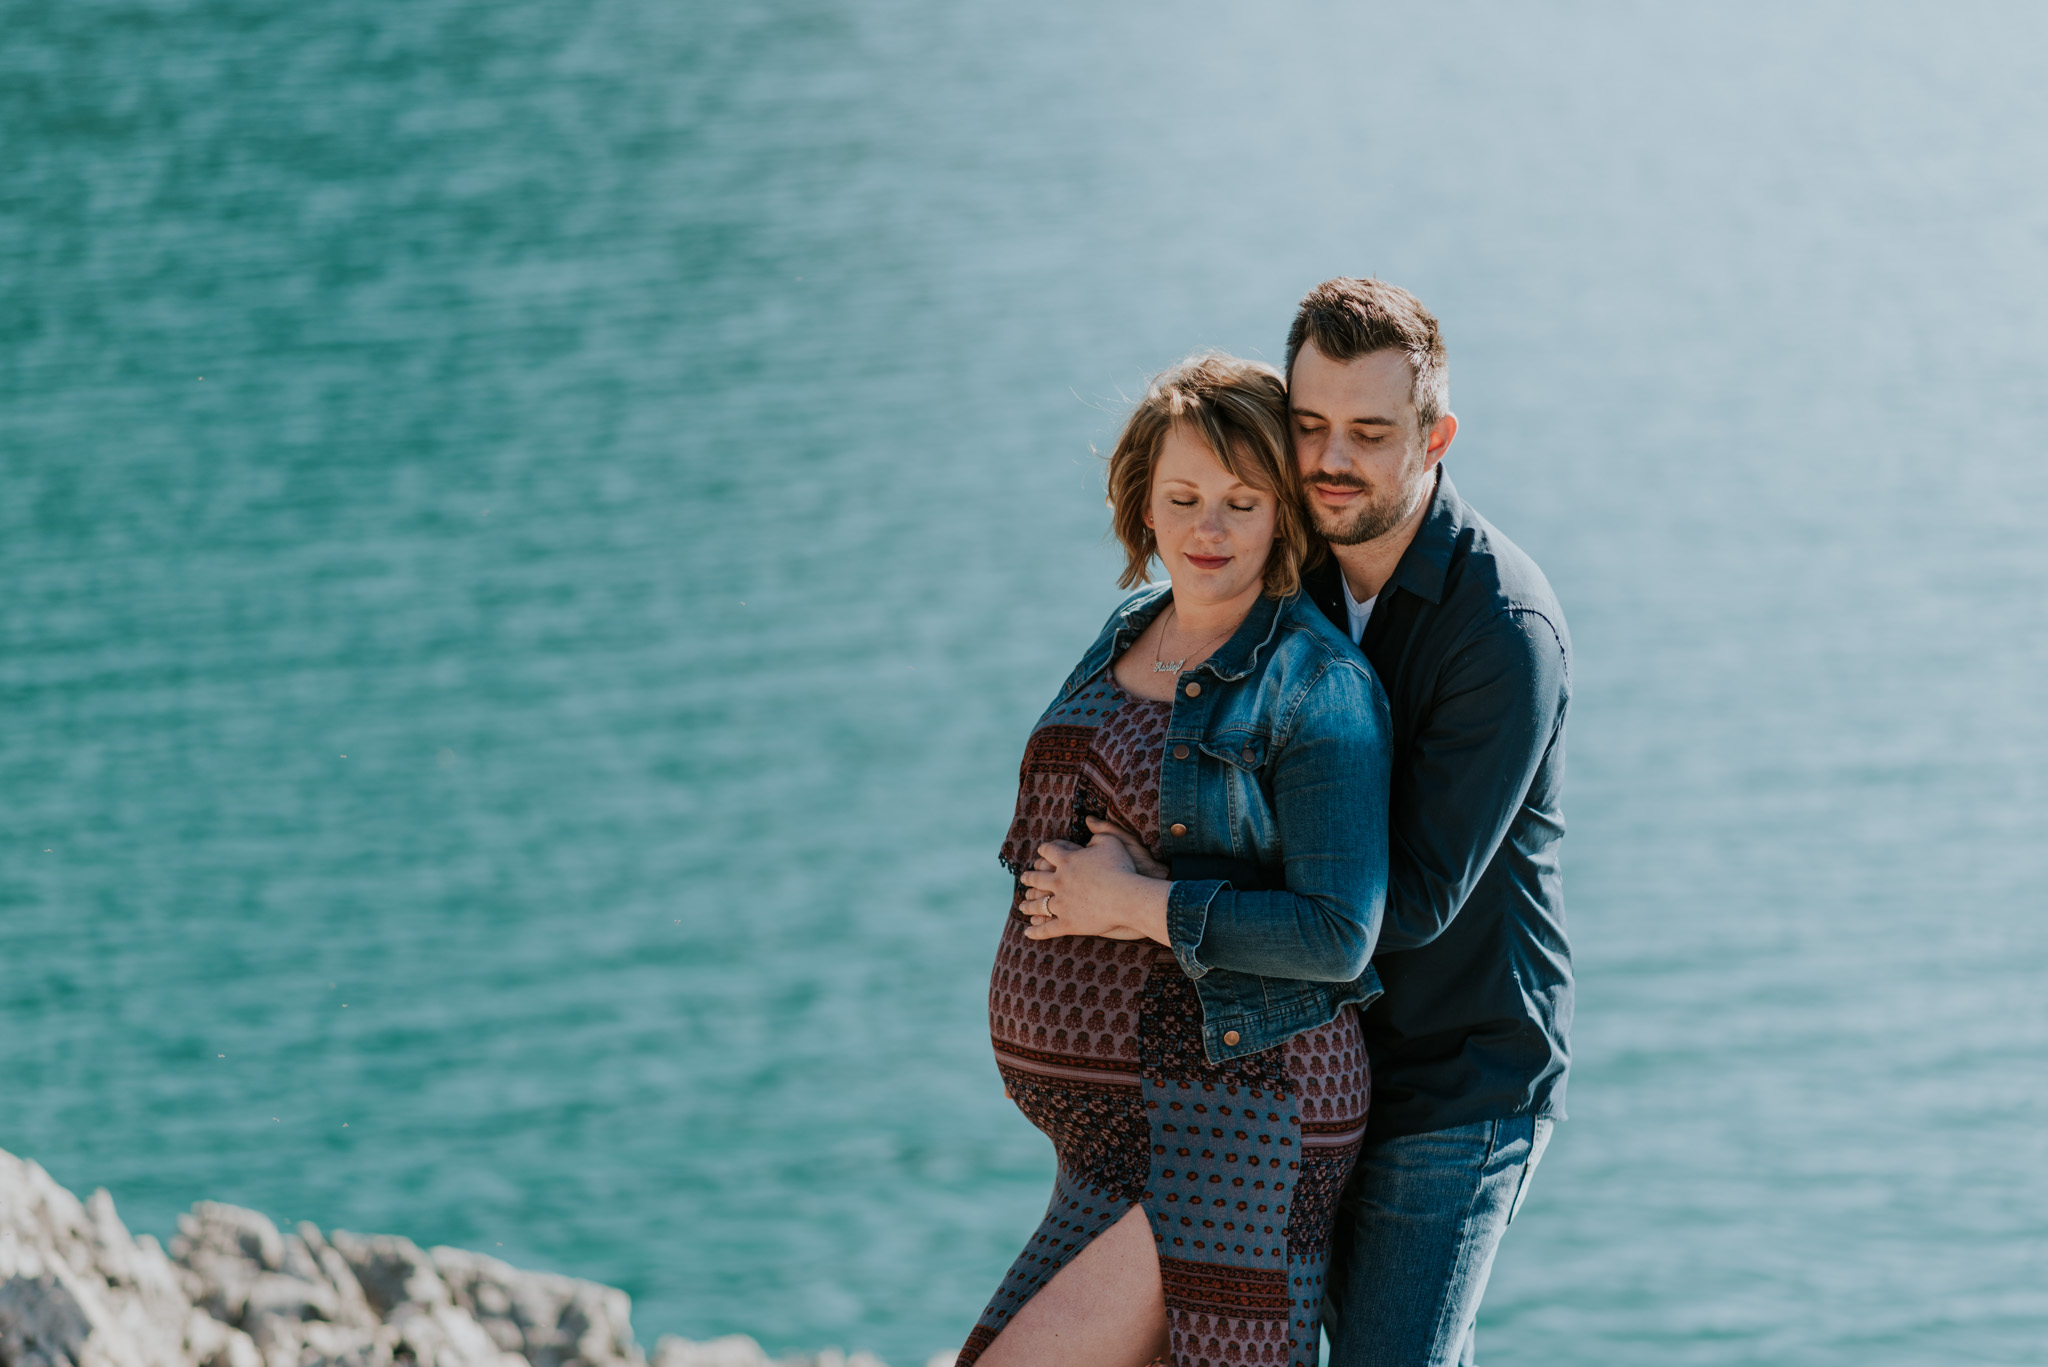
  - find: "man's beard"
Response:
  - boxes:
[1306,460,1433,547]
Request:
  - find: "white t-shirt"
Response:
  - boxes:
[1341,575,1378,643]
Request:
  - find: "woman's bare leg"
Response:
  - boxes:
[975,1204,1169,1367]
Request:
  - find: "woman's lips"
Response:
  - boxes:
[1185,554,1231,570]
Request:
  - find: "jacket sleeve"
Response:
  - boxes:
[1375,606,1568,952]
[1165,662,1391,983]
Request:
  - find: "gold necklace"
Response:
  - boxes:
[1152,606,1236,674]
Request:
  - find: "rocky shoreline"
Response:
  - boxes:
[0,1149,943,1367]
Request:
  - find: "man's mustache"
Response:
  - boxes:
[1307,474,1371,491]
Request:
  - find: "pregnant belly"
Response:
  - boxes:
[987,914,1158,1067]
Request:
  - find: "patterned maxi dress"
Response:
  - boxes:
[960,670,1370,1367]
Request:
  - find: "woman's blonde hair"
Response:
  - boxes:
[1106,352,1315,597]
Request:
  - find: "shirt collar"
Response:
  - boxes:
[1380,466,1464,606]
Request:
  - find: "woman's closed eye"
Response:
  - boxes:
[1169,498,1263,512]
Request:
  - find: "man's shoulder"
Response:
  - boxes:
[1440,486,1567,635]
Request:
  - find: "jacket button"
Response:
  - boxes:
[1223,1031,1240,1046]
[1184,682,1202,697]
[1172,744,1189,760]
[1170,823,1187,837]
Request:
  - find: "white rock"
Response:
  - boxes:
[290,1226,377,1333]
[1,1149,920,1367]
[181,1304,267,1367]
[648,1338,771,1367]
[430,1247,641,1367]
[0,1270,96,1367]
[323,1234,451,1318]
[0,1150,189,1367]
[170,1204,279,1326]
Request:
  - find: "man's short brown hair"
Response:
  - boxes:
[1105,353,1314,597]
[1285,277,1449,433]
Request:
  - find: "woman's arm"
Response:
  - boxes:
[1018,661,1391,974]
[1165,661,1391,982]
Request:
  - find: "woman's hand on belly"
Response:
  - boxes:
[1017,834,1172,945]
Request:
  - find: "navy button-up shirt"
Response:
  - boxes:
[1304,469,1573,1139]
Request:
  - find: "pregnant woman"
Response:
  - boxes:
[961,354,1392,1367]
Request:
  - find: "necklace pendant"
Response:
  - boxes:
[1153,659,1184,673]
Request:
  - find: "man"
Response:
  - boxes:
[1287,278,1572,1366]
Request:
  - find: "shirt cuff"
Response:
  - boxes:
[1166,879,1227,979]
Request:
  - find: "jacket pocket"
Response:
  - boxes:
[1197,729,1268,772]
[1196,729,1277,865]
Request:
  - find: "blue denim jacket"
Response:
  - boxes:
[1043,583,1393,1063]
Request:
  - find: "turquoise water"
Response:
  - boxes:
[6,2,2048,1362]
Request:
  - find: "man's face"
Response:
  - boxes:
[1289,343,1444,546]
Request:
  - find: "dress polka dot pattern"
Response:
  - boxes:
[964,671,1368,1367]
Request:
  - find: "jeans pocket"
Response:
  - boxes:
[1505,1116,1553,1226]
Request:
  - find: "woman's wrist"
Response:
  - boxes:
[1117,871,1173,946]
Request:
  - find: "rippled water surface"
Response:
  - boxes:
[6,3,2048,1363]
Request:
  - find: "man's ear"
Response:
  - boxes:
[1422,412,1458,469]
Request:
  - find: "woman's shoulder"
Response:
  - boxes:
[1265,593,1388,724]
[1050,583,1171,704]
[1269,591,1370,672]
[1109,581,1173,625]
[1077,582,1170,653]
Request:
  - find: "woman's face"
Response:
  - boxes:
[1145,424,1278,608]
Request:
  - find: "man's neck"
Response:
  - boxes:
[1331,470,1437,604]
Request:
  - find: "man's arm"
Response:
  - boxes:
[1377,606,1567,952]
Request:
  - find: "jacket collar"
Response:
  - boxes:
[1194,589,1288,682]
[1066,581,1292,701]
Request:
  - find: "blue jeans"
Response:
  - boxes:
[1322,1115,1554,1367]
